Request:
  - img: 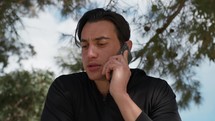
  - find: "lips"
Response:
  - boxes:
[87,63,101,72]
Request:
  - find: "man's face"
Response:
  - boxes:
[81,20,121,81]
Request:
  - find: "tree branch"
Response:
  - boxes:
[133,0,186,61]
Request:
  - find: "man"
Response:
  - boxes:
[41,8,181,121]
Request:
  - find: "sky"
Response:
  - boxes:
[13,7,215,121]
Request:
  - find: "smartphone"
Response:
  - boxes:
[117,43,132,64]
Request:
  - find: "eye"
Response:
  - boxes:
[81,45,87,48]
[98,43,105,46]
[97,42,107,47]
[81,43,88,49]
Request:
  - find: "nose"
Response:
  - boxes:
[87,45,98,58]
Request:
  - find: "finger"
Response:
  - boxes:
[102,59,113,80]
[102,57,113,75]
[123,50,129,63]
[102,61,108,76]
[104,59,121,80]
[102,63,105,75]
[105,67,112,80]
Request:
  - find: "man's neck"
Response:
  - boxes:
[94,79,110,96]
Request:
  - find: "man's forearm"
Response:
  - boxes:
[112,92,142,121]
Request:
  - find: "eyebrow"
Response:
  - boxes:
[81,36,111,42]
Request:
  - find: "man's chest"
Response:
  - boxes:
[73,93,124,121]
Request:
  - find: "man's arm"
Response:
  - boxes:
[111,91,143,121]
[102,51,181,121]
[146,80,181,121]
[111,80,181,121]
[102,51,143,121]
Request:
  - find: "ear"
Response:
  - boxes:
[125,40,132,51]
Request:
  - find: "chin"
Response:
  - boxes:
[87,72,104,81]
[88,75,104,81]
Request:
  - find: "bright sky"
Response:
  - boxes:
[16,8,215,121]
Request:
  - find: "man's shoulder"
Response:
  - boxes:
[130,68,164,81]
[56,72,88,81]
[130,68,168,88]
[129,68,174,98]
[51,72,90,91]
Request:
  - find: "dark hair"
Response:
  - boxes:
[74,8,130,46]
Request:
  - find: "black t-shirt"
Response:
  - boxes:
[41,68,181,121]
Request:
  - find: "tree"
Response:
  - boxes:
[0,0,91,120]
[0,0,215,120]
[0,69,53,121]
[57,0,215,110]
[0,0,35,73]
[128,0,215,109]
[0,0,89,73]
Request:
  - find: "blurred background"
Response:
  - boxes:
[0,0,214,121]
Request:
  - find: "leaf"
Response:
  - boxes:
[152,4,159,12]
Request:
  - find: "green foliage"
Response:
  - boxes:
[57,0,215,110]
[120,0,214,110]
[0,0,88,72]
[192,0,215,18]
[151,5,159,12]
[0,1,215,121]
[0,0,36,72]
[55,40,84,73]
[0,0,88,120]
[0,69,53,121]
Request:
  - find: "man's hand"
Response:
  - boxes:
[102,50,142,121]
[102,50,131,95]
